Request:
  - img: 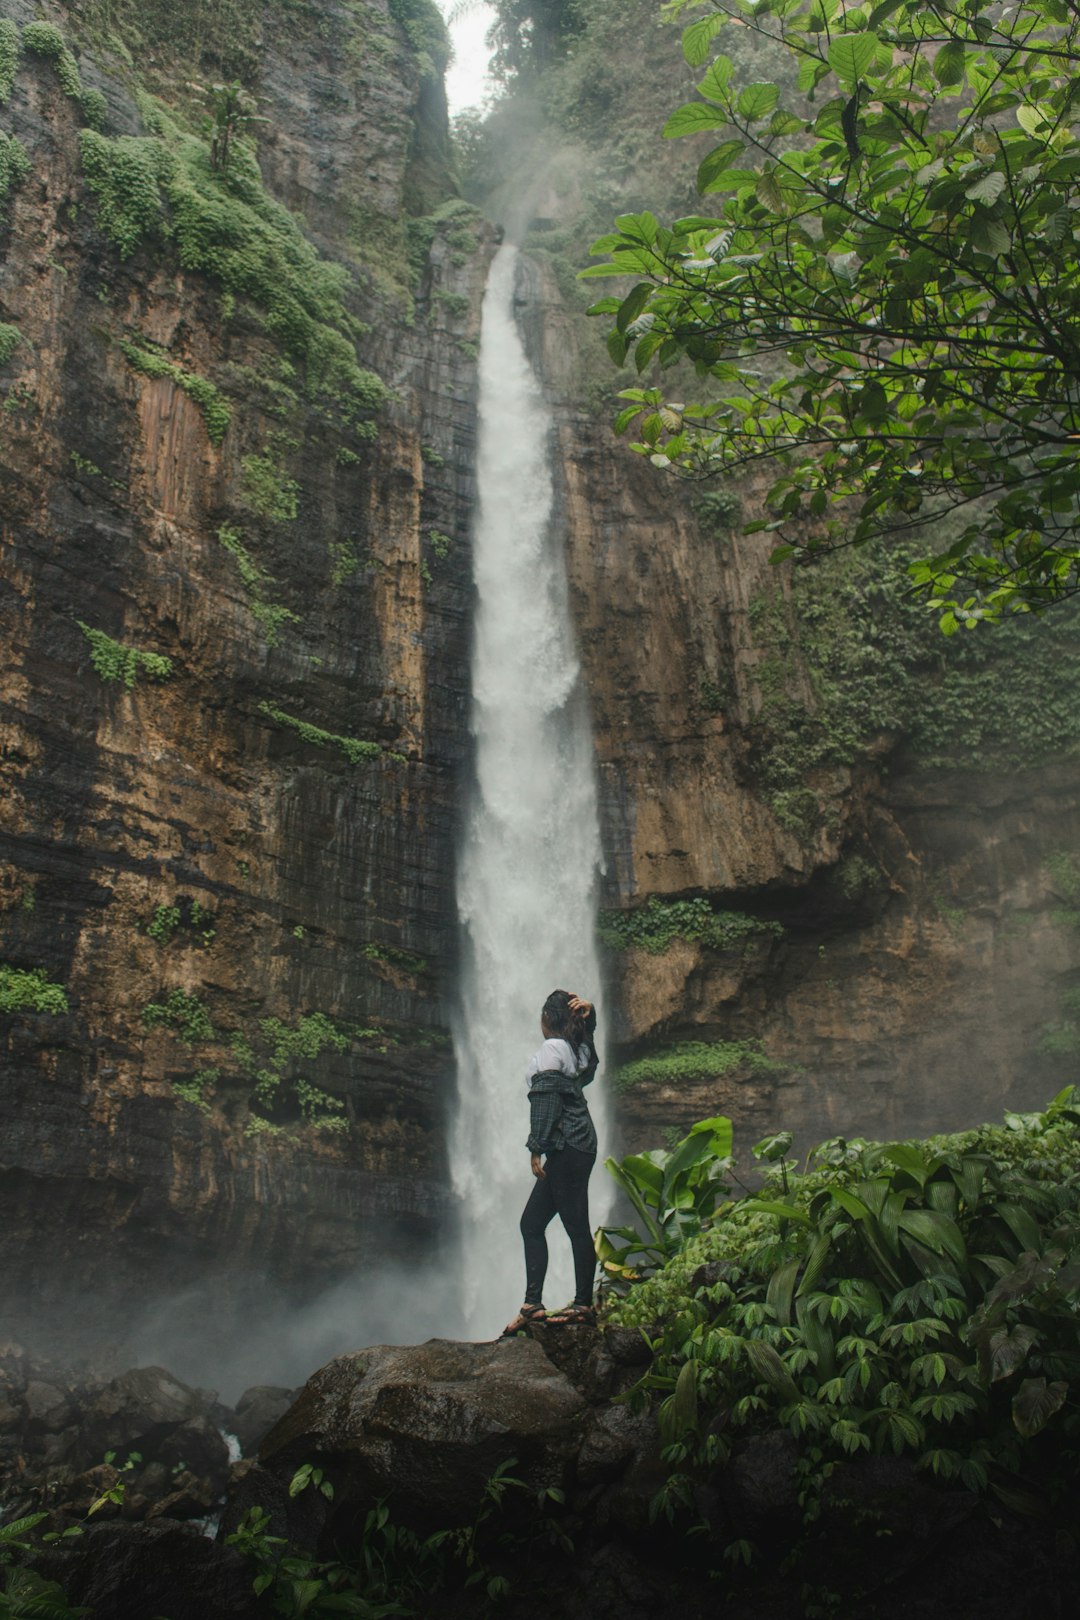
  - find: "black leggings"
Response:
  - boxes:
[520,1147,596,1307]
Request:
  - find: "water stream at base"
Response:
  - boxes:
[452,243,607,1339]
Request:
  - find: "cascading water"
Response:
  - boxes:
[452,244,607,1337]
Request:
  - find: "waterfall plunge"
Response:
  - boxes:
[452,245,607,1337]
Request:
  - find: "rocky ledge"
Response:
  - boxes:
[2,1332,1078,1620]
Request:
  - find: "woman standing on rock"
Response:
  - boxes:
[503,989,599,1335]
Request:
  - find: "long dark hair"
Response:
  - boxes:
[542,989,587,1060]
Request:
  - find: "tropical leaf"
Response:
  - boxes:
[1012,1376,1068,1438]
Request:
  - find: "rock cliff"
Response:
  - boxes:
[0,0,494,1322]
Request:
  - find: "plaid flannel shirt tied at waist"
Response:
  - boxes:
[526,1069,597,1157]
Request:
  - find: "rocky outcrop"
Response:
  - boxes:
[12,1333,1078,1620]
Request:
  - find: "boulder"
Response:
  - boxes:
[249,1336,588,1542]
[232,1385,295,1457]
[72,1366,209,1467]
[36,1520,259,1620]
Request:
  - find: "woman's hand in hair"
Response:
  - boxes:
[568,996,593,1019]
[531,1153,545,1179]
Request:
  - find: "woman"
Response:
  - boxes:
[504,988,599,1334]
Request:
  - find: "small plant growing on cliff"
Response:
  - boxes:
[0,132,31,219]
[120,341,230,444]
[78,622,173,689]
[142,989,213,1045]
[0,19,20,105]
[598,897,782,956]
[205,80,265,172]
[0,323,24,367]
[0,964,68,1015]
[259,702,381,765]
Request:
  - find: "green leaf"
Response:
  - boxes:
[697,55,735,101]
[897,1209,968,1268]
[932,41,965,87]
[755,171,784,212]
[683,17,726,68]
[745,1338,800,1400]
[736,83,779,122]
[827,33,878,86]
[616,282,655,335]
[696,139,746,193]
[664,101,729,139]
[965,171,1006,205]
[1012,1376,1067,1438]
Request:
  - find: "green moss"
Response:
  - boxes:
[0,132,31,219]
[612,1039,782,1093]
[120,340,230,444]
[598,897,783,955]
[0,964,68,1015]
[0,19,20,104]
[388,0,450,79]
[428,530,452,561]
[78,622,173,688]
[240,453,299,522]
[142,988,214,1044]
[330,537,361,586]
[218,524,298,647]
[0,324,23,366]
[258,702,381,765]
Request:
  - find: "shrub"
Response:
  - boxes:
[0,132,31,217]
[0,965,68,1015]
[598,896,782,955]
[258,702,381,765]
[78,623,173,688]
[120,340,230,444]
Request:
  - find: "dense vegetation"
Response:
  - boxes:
[601,1091,1080,1539]
[588,0,1080,625]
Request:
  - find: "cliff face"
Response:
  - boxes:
[0,0,494,1314]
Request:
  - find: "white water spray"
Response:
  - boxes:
[452,244,607,1337]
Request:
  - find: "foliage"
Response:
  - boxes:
[218,525,298,646]
[77,108,388,434]
[241,453,299,521]
[606,1090,1080,1515]
[236,1011,350,1132]
[745,546,1080,836]
[587,0,1080,626]
[78,622,173,688]
[0,132,31,218]
[120,339,230,443]
[0,324,23,366]
[173,1067,218,1112]
[598,1115,734,1280]
[147,904,181,944]
[206,80,264,172]
[388,0,451,80]
[612,1038,782,1093]
[0,1566,88,1620]
[0,21,19,104]
[0,965,68,1015]
[142,989,214,1045]
[598,894,782,954]
[80,131,171,257]
[228,1454,565,1615]
[363,943,429,975]
[145,895,216,948]
[259,702,382,765]
[22,22,82,98]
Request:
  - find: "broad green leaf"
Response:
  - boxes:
[897,1209,968,1267]
[745,1338,800,1399]
[695,139,746,192]
[737,82,779,122]
[755,171,784,212]
[664,101,729,139]
[616,282,654,335]
[683,16,726,67]
[697,54,735,101]
[827,32,878,86]
[932,41,965,87]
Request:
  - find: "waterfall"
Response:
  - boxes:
[452,244,607,1338]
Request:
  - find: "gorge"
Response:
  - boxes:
[1,2,1080,1610]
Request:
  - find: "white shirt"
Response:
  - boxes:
[525,1037,591,1087]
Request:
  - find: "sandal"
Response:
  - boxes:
[501,1303,547,1337]
[545,1303,597,1328]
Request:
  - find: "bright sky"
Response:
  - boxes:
[440,2,497,116]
